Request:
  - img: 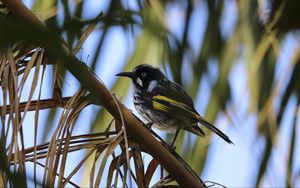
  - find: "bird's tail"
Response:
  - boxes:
[184,125,205,137]
[195,114,233,144]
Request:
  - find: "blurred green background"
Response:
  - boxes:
[3,0,300,187]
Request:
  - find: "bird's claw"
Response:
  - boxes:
[168,143,177,152]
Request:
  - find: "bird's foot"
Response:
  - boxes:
[168,143,177,151]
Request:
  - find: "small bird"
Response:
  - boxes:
[116,64,233,145]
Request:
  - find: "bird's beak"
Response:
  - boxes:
[115,71,135,78]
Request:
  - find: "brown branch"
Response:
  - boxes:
[1,1,205,187]
[0,97,77,114]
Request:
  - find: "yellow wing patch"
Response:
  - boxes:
[152,95,188,108]
[152,95,199,118]
[152,100,170,112]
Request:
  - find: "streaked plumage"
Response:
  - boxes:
[116,64,233,144]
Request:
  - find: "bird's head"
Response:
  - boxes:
[116,64,165,89]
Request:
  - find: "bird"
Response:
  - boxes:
[116,64,233,145]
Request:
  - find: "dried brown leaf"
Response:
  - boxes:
[19,50,43,129]
[33,52,47,187]
[18,49,38,93]
[94,131,124,187]
[132,143,146,187]
[72,12,104,55]
[62,147,97,187]
[145,158,159,187]
[107,154,122,187]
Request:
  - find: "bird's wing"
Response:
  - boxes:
[145,80,199,121]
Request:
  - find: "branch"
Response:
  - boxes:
[0,97,75,114]
[1,1,205,187]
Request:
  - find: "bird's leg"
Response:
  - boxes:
[169,128,180,150]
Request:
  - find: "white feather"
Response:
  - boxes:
[147,80,158,92]
[136,77,143,87]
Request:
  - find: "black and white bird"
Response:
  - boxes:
[116,64,233,145]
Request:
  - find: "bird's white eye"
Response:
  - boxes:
[141,72,147,77]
